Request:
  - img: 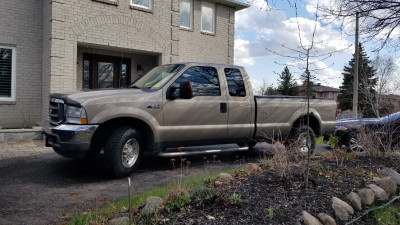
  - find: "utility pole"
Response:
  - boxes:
[353,12,359,118]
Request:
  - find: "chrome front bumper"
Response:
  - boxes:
[43,121,98,158]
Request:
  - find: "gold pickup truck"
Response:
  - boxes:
[43,62,336,177]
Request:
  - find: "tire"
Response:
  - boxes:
[290,125,316,154]
[104,126,143,178]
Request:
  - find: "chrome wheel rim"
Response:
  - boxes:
[297,133,312,153]
[121,138,139,168]
[349,134,363,152]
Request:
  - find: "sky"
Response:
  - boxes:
[233,0,394,94]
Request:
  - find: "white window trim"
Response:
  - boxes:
[0,46,16,102]
[130,0,153,10]
[201,2,216,34]
[180,0,193,30]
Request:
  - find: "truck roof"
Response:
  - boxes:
[166,62,245,70]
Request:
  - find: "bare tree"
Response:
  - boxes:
[370,56,399,116]
[316,0,400,52]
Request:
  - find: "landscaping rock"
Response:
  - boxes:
[367,184,388,201]
[140,196,164,215]
[346,192,362,211]
[301,211,322,225]
[373,176,397,196]
[214,180,223,186]
[317,213,336,225]
[107,217,129,225]
[331,197,354,221]
[242,163,259,174]
[357,188,375,205]
[378,168,400,185]
[216,173,233,182]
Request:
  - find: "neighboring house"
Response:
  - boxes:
[0,0,248,128]
[298,82,340,101]
[312,84,340,101]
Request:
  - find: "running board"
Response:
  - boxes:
[157,147,249,157]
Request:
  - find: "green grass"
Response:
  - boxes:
[315,136,325,145]
[67,167,239,225]
[368,203,400,225]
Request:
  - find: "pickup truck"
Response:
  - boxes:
[43,62,337,177]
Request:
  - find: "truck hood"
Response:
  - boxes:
[64,88,151,104]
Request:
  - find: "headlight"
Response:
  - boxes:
[65,105,88,124]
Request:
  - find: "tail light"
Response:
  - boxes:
[335,106,338,120]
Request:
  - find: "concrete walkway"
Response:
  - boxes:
[0,140,53,160]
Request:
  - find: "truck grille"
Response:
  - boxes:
[49,98,65,126]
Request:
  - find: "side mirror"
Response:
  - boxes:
[166,86,176,100]
[179,81,193,99]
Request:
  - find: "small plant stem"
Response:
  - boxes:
[128,177,132,224]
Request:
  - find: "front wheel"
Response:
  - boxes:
[290,125,316,154]
[104,126,143,178]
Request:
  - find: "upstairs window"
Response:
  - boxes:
[0,46,16,101]
[180,0,193,29]
[131,0,152,10]
[201,3,215,33]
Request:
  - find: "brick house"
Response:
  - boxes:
[0,0,248,128]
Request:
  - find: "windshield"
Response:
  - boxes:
[380,111,400,122]
[130,64,185,89]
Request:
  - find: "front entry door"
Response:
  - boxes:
[83,54,131,89]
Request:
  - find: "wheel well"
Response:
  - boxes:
[90,117,155,153]
[291,114,320,136]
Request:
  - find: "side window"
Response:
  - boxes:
[224,68,246,97]
[172,66,220,97]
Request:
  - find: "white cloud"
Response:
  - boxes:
[234,1,352,67]
[234,39,255,66]
[286,59,343,88]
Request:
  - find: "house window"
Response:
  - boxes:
[0,46,16,101]
[201,3,215,34]
[329,92,333,98]
[130,0,152,10]
[180,0,192,29]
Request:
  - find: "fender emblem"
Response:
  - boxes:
[147,104,161,109]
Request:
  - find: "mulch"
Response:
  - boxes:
[154,155,400,225]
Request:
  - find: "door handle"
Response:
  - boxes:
[220,103,227,113]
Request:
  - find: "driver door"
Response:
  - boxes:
[162,66,228,143]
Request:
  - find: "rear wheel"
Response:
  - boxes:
[104,126,143,178]
[348,133,363,152]
[290,125,316,154]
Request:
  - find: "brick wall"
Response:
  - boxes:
[2,0,239,127]
[0,0,43,128]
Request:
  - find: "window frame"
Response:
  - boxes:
[0,46,16,102]
[201,2,216,34]
[130,0,153,10]
[180,0,193,30]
